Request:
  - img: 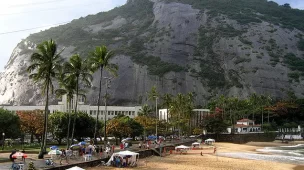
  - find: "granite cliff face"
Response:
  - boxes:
[1,0,304,105]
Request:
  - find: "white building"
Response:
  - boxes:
[158,108,210,127]
[0,95,141,120]
[228,119,262,133]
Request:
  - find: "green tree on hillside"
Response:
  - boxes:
[27,39,63,159]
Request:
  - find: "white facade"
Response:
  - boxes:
[158,108,210,124]
[229,119,262,133]
[0,95,141,120]
[158,109,169,121]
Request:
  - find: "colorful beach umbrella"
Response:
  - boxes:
[48,150,62,155]
[70,144,81,150]
[79,141,86,145]
[50,146,58,150]
[12,152,27,158]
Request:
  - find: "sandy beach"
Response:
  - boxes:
[88,142,304,170]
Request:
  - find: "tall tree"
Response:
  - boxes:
[55,68,77,148]
[138,104,152,116]
[0,109,21,139]
[16,110,44,143]
[64,54,92,144]
[89,45,118,142]
[27,39,63,159]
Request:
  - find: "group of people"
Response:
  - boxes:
[112,155,130,168]
[9,149,26,162]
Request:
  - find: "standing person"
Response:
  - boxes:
[9,149,17,162]
[120,143,124,150]
[59,149,67,165]
[139,142,142,150]
[105,146,109,158]
[99,146,103,158]
[111,144,115,154]
[21,149,26,162]
[95,146,100,157]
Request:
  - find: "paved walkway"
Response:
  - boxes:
[0,139,193,169]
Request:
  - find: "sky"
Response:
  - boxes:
[0,0,303,71]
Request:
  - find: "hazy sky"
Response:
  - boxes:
[0,0,303,71]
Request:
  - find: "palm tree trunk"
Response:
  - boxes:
[39,79,50,159]
[94,67,103,141]
[166,107,168,133]
[66,99,72,148]
[71,77,79,145]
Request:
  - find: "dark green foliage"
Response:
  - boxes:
[234,57,251,65]
[239,37,252,46]
[202,113,229,134]
[288,72,300,82]
[0,109,21,138]
[132,55,184,77]
[284,53,304,72]
[49,112,103,142]
[298,39,304,51]
[165,0,304,31]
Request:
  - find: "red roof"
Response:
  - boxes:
[237,119,254,122]
[234,124,261,127]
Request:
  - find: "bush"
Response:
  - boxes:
[298,39,304,51]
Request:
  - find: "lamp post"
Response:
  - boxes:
[103,77,111,151]
[155,96,158,139]
[2,133,5,150]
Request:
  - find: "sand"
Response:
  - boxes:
[88,142,304,170]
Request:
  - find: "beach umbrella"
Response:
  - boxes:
[50,146,58,150]
[12,152,27,159]
[48,150,62,155]
[70,144,81,150]
[66,166,85,170]
[79,141,86,145]
[148,135,156,140]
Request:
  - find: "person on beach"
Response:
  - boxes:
[21,149,25,162]
[100,146,103,157]
[59,149,68,165]
[112,144,115,153]
[95,146,100,157]
[139,142,142,150]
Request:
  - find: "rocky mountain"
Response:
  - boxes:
[1,0,304,106]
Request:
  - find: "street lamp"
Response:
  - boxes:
[2,133,5,150]
[155,96,158,139]
[103,77,111,150]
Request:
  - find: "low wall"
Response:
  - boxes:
[205,133,277,144]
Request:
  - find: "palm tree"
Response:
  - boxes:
[138,104,152,116]
[89,45,118,143]
[185,92,195,135]
[55,68,77,148]
[27,39,63,159]
[64,54,92,144]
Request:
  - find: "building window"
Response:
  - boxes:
[115,111,117,115]
[132,111,135,115]
[111,111,114,115]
